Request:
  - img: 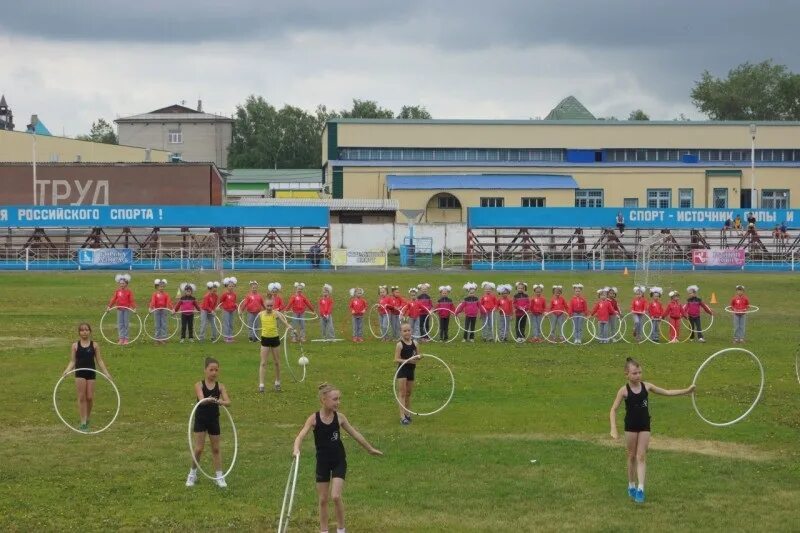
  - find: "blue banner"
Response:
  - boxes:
[78,248,133,269]
[0,205,330,228]
[468,207,798,229]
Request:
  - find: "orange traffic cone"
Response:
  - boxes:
[710,292,718,304]
[623,267,629,276]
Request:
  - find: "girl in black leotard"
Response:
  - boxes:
[394,323,420,425]
[293,383,383,533]
[62,323,111,432]
[609,357,695,504]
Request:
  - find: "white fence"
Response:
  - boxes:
[330,223,466,253]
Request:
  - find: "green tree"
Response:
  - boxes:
[627,109,650,121]
[397,105,432,119]
[691,60,800,120]
[76,118,117,144]
[339,99,394,119]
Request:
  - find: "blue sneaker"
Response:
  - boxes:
[628,487,636,499]
[400,417,410,426]
[634,488,645,503]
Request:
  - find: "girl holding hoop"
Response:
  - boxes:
[549,285,568,342]
[288,282,314,342]
[174,283,201,343]
[149,278,172,345]
[630,286,647,341]
[348,287,367,343]
[607,287,620,342]
[456,282,482,342]
[292,383,383,533]
[199,281,220,342]
[62,323,111,432]
[496,285,513,342]
[258,298,295,393]
[436,286,455,341]
[269,282,285,311]
[730,285,751,343]
[479,282,497,342]
[389,286,406,339]
[107,273,135,345]
[377,286,392,341]
[219,277,238,343]
[568,284,589,344]
[243,281,266,342]
[186,357,231,488]
[609,357,695,504]
[685,285,713,343]
[647,288,664,343]
[417,283,433,342]
[590,288,616,344]
[665,291,685,343]
[529,284,547,343]
[394,323,420,424]
[318,284,336,340]
[404,288,422,339]
[513,282,530,341]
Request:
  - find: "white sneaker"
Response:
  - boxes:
[185,471,197,487]
[215,475,227,488]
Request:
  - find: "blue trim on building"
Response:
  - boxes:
[328,159,800,169]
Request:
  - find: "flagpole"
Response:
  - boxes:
[32,133,37,205]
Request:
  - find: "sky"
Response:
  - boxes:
[1,0,798,137]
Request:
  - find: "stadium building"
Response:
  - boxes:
[322,112,800,223]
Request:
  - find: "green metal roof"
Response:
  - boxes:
[326,119,800,126]
[545,96,596,120]
[227,169,322,183]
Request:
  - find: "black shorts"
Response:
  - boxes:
[261,336,280,347]
[316,456,347,482]
[75,369,96,380]
[396,362,416,381]
[193,414,221,436]
[624,419,651,433]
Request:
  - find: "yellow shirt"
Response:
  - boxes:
[259,310,279,338]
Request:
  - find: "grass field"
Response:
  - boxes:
[1,270,799,532]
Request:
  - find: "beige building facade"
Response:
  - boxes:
[116,103,233,168]
[322,119,800,222]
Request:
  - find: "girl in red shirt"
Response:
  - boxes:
[630,286,648,342]
[389,286,405,340]
[607,287,621,343]
[149,278,172,344]
[108,273,136,345]
[495,285,514,342]
[648,288,664,342]
[219,277,238,343]
[268,282,285,312]
[549,285,568,342]
[479,282,497,342]
[318,284,336,340]
[349,287,367,342]
[665,291,686,343]
[404,287,422,339]
[288,282,314,342]
[685,285,714,343]
[199,281,220,342]
[529,284,547,343]
[730,284,750,343]
[377,286,392,341]
[416,283,433,341]
[590,288,617,343]
[242,281,266,342]
[569,283,588,344]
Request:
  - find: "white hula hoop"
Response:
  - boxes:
[619,312,650,344]
[681,313,715,335]
[209,313,224,343]
[795,346,800,386]
[238,301,260,336]
[543,311,568,344]
[216,303,245,338]
[589,315,623,343]
[691,348,765,427]
[288,310,319,322]
[187,397,239,480]
[431,308,458,343]
[368,304,391,340]
[53,368,121,435]
[454,310,487,336]
[643,317,676,343]
[143,308,179,341]
[99,306,143,345]
[311,338,344,343]
[493,308,507,342]
[278,454,301,533]
[561,315,596,345]
[283,330,307,383]
[393,353,455,416]
[420,310,440,341]
[511,309,533,344]
[724,305,759,314]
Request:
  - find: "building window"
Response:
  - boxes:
[713,188,728,208]
[761,189,789,209]
[646,189,671,209]
[521,197,545,207]
[678,189,694,208]
[623,197,639,208]
[338,214,363,224]
[480,197,505,207]
[437,195,460,209]
[575,189,603,208]
[168,130,183,144]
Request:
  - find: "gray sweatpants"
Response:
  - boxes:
[733,313,747,340]
[222,310,235,338]
[531,314,543,338]
[198,310,218,341]
[117,308,130,340]
[482,311,495,340]
[320,315,335,339]
[153,308,169,340]
[352,316,364,338]
[550,313,566,339]
[572,313,585,343]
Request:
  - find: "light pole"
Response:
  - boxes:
[32,133,37,205]
[749,123,756,209]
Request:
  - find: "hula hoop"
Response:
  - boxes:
[53,368,121,435]
[561,315,596,345]
[393,353,455,416]
[691,348,764,427]
[367,304,391,340]
[195,312,224,343]
[454,311,486,336]
[278,454,301,533]
[795,346,800,386]
[510,309,533,344]
[288,310,319,322]
[143,308,179,341]
[724,305,760,314]
[283,330,307,383]
[589,315,623,343]
[493,308,507,342]
[238,301,260,336]
[310,338,344,343]
[543,311,568,344]
[99,306,143,345]
[642,318,675,343]
[187,397,239,481]
[216,303,245,338]
[430,308,458,343]
[420,310,440,341]
[618,312,650,344]
[681,313,715,335]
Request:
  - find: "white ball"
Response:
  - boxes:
[298,356,309,367]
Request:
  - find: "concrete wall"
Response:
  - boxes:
[330,223,467,252]
[118,121,232,168]
[0,130,170,163]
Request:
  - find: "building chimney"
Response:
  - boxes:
[197,99,203,112]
